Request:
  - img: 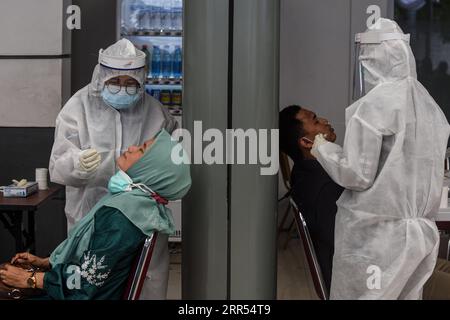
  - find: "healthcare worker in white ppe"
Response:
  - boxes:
[311,18,450,299]
[49,38,177,300]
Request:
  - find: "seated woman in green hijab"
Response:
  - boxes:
[0,129,191,300]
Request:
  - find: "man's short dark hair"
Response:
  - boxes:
[279,105,305,161]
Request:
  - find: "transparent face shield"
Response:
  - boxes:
[352,31,410,101]
[352,43,365,101]
[90,64,147,96]
[99,65,146,88]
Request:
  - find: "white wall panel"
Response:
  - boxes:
[0,0,71,55]
[0,59,69,127]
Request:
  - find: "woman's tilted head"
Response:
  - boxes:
[120,129,191,200]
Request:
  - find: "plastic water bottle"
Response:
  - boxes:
[142,6,151,30]
[150,88,161,101]
[172,45,182,79]
[171,0,182,31]
[128,0,141,31]
[151,45,162,78]
[134,1,147,30]
[162,45,172,79]
[141,44,152,77]
[121,0,131,32]
[150,0,161,31]
[160,0,172,31]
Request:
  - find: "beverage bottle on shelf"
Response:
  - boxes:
[142,5,152,30]
[129,0,141,31]
[160,0,172,31]
[162,45,172,79]
[150,0,162,31]
[172,89,182,107]
[141,44,152,77]
[171,0,183,31]
[136,0,147,30]
[172,45,182,79]
[121,0,130,33]
[150,88,161,101]
[160,89,172,106]
[151,45,162,78]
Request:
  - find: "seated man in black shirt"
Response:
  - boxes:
[279,105,342,292]
[279,104,450,299]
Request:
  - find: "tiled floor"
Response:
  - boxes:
[166,224,318,300]
[276,231,319,299]
[167,243,182,300]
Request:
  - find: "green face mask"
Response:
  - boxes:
[108,169,167,205]
[107,170,133,194]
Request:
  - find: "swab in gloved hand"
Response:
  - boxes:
[311,133,329,158]
[78,149,102,173]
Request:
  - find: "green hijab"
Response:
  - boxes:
[50,129,191,265]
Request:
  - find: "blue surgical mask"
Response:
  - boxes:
[108,169,158,197]
[101,87,142,110]
[108,170,134,194]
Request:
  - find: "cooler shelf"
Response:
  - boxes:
[145,78,183,85]
[121,30,182,37]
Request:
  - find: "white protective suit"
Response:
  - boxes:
[49,39,178,300]
[312,18,450,299]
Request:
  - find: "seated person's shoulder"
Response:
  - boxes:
[92,206,145,249]
[94,206,140,233]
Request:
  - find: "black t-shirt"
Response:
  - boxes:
[290,159,344,291]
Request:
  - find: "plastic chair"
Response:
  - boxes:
[289,198,329,300]
[122,233,158,300]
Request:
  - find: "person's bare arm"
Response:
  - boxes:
[11,252,50,270]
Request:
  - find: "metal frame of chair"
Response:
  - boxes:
[123,232,158,300]
[447,237,450,261]
[289,198,329,300]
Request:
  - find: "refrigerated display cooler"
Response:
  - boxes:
[118,0,183,242]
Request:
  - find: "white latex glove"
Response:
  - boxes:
[12,179,27,187]
[310,133,328,158]
[78,149,101,173]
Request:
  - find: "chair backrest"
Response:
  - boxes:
[279,152,292,190]
[123,233,158,300]
[289,198,329,300]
